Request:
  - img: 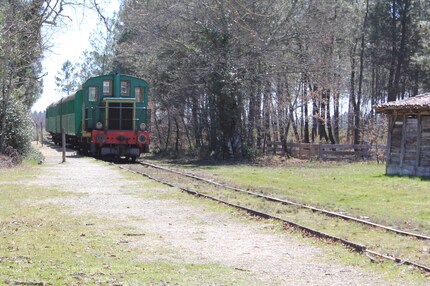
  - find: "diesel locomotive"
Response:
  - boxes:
[46,73,150,161]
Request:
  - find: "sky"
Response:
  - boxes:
[31,1,120,112]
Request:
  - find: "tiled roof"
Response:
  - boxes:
[375,93,430,112]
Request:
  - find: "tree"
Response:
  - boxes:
[0,0,45,153]
[55,60,78,95]
[113,0,430,159]
[0,0,124,155]
[87,18,119,75]
[368,0,421,102]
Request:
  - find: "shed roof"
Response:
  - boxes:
[375,93,430,113]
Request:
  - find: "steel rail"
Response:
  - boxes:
[138,160,430,241]
[114,163,430,273]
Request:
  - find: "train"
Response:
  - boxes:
[45,73,150,161]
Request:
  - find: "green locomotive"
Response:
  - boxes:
[46,73,150,161]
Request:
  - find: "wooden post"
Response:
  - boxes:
[35,122,39,145]
[62,128,66,163]
[40,121,43,147]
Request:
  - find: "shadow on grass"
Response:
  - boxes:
[143,154,260,169]
[372,173,430,181]
[385,174,430,182]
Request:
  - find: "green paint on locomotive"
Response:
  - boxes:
[46,73,149,145]
[81,74,149,131]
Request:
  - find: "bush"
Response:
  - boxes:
[1,146,22,166]
[24,145,45,164]
[241,144,262,160]
[3,100,33,155]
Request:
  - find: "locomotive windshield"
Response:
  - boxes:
[120,81,130,96]
[108,102,134,130]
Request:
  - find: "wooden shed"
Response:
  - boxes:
[376,93,430,177]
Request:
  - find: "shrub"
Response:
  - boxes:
[3,99,33,155]
[242,144,262,160]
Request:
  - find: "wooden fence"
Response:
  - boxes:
[265,141,386,162]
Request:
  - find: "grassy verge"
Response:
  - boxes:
[137,159,430,277]
[158,161,430,234]
[0,164,264,285]
[1,158,429,285]
[130,173,430,284]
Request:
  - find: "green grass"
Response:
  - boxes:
[0,164,266,285]
[169,161,430,234]
[130,174,430,284]
[140,159,430,278]
[1,159,429,285]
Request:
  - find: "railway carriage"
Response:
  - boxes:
[46,73,150,161]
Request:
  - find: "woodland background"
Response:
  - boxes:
[2,0,430,159]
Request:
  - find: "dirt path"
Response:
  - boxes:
[34,144,412,285]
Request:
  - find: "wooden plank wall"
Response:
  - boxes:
[420,116,430,166]
[404,116,418,166]
[388,117,403,165]
[386,114,430,177]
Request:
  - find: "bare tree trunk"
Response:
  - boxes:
[393,0,410,101]
[191,94,201,147]
[247,70,260,148]
[262,80,271,153]
[275,75,288,152]
[311,85,318,143]
[0,64,9,152]
[318,89,329,143]
[175,117,180,152]
[289,105,300,142]
[255,63,263,149]
[325,89,336,144]
[333,90,340,143]
[349,39,357,144]
[153,108,165,148]
[180,108,192,149]
[387,0,398,102]
[352,0,369,144]
[0,2,15,152]
[303,76,310,143]
[165,112,171,150]
[208,91,217,153]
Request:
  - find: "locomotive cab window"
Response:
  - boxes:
[89,86,98,102]
[103,80,112,96]
[120,81,130,97]
[107,102,133,130]
[135,87,144,102]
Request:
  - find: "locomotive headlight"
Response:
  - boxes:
[138,134,147,144]
[139,123,146,131]
[96,122,103,130]
[96,133,107,143]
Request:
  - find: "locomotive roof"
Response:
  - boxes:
[84,73,148,84]
[46,92,78,109]
[45,73,148,111]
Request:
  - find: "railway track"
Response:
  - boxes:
[137,160,430,241]
[113,160,430,273]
